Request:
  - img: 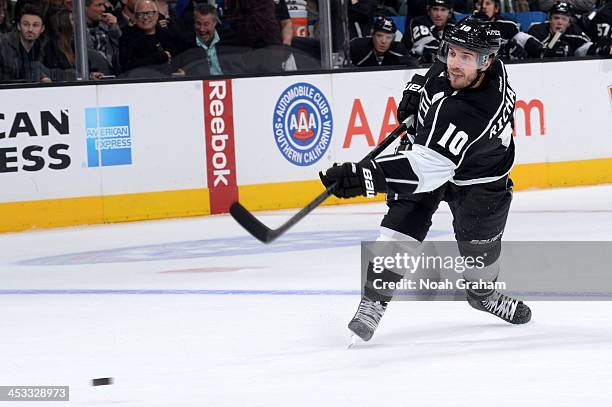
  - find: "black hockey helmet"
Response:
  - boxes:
[427,0,454,9]
[437,16,501,68]
[549,1,572,17]
[372,16,397,34]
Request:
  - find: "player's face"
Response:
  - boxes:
[550,14,570,34]
[429,6,450,29]
[446,45,488,89]
[478,0,499,19]
[372,31,394,54]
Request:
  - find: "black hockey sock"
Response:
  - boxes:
[363,262,403,303]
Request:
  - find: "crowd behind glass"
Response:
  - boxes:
[0,0,610,83]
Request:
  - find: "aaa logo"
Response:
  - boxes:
[273,82,333,166]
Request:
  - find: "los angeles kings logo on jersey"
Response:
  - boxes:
[273,82,333,166]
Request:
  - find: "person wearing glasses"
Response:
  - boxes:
[118,0,183,74]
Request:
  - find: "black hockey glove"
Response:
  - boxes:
[394,125,416,153]
[319,160,387,199]
[397,73,425,123]
[507,39,529,60]
[590,39,612,56]
[419,43,438,64]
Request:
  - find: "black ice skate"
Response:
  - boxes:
[348,296,388,344]
[467,290,531,324]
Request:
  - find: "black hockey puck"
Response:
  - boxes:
[92,377,113,386]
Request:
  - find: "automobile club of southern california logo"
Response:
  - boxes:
[273,82,333,166]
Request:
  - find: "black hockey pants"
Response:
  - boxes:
[363,177,513,302]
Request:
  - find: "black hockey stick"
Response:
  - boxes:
[229,117,414,243]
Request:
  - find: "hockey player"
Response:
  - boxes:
[528,1,602,57]
[403,0,456,64]
[473,0,539,59]
[578,0,612,55]
[320,16,531,343]
[583,0,612,44]
[350,17,417,67]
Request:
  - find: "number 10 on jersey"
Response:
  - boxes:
[438,123,469,156]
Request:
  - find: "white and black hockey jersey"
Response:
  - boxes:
[527,22,592,56]
[583,2,612,44]
[376,60,516,197]
[350,37,416,67]
[403,15,454,58]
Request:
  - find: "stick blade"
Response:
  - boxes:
[229,202,275,243]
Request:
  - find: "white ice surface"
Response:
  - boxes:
[1,185,612,406]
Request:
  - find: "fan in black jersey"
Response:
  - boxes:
[320,16,531,344]
[528,1,604,57]
[403,0,456,64]
[581,0,612,55]
[350,17,418,67]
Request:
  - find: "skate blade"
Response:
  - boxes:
[347,334,359,349]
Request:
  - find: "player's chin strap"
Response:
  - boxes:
[466,71,485,89]
[467,55,495,90]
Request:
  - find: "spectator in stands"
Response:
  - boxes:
[274,0,293,46]
[156,0,191,54]
[0,4,51,82]
[528,1,599,56]
[219,0,291,73]
[43,7,110,81]
[156,0,172,24]
[285,0,321,70]
[118,0,183,74]
[224,0,282,48]
[350,16,418,67]
[86,0,122,72]
[274,0,298,70]
[114,0,136,29]
[403,0,455,63]
[43,7,76,80]
[0,0,12,33]
[190,3,223,74]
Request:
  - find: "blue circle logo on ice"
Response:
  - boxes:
[20,230,382,265]
[273,82,333,166]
